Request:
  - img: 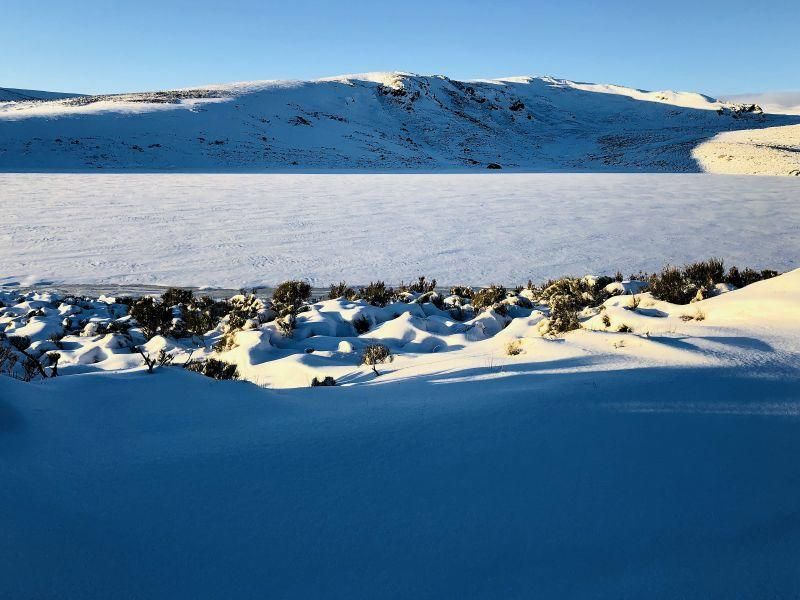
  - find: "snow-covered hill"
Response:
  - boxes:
[1,72,796,172]
[0,86,83,102]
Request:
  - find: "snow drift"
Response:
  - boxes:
[1,270,799,598]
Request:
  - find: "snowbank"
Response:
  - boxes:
[1,270,800,598]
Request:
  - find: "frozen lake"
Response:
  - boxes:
[1,173,799,288]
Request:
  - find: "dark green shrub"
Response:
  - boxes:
[648,266,695,304]
[273,280,311,307]
[352,315,370,335]
[547,294,579,334]
[449,286,474,299]
[472,285,507,311]
[725,266,778,288]
[329,281,356,300]
[358,281,395,307]
[161,287,193,307]
[405,276,436,294]
[8,335,31,351]
[130,297,173,339]
[311,376,337,387]
[185,358,239,380]
[683,258,725,289]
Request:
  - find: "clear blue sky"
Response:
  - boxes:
[2,0,797,96]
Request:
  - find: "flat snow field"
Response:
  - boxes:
[1,173,799,288]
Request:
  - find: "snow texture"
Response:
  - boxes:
[1,173,798,288]
[1,270,800,598]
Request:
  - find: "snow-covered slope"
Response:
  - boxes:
[0,86,83,102]
[1,271,799,598]
[1,72,795,172]
[693,124,800,176]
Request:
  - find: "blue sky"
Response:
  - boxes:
[2,0,797,95]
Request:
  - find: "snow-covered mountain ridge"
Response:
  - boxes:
[1,72,798,172]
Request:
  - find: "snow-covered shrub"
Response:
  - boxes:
[472,285,507,311]
[415,291,444,309]
[540,276,613,309]
[273,280,311,307]
[130,297,172,339]
[276,313,296,338]
[222,294,266,338]
[358,281,395,307]
[601,314,611,328]
[449,285,473,299]
[546,294,579,335]
[183,295,228,339]
[617,324,633,333]
[360,343,393,376]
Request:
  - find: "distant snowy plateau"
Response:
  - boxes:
[1,73,799,174]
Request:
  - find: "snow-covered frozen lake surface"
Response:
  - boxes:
[2,172,799,289]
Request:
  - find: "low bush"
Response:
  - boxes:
[404,276,437,294]
[505,340,523,356]
[329,281,356,300]
[185,358,239,380]
[311,376,337,387]
[273,280,311,307]
[358,281,395,307]
[360,343,393,376]
[472,285,507,311]
[416,291,444,309]
[648,265,695,304]
[130,297,172,339]
[8,335,31,351]
[161,287,193,307]
[449,286,474,299]
[276,313,296,338]
[540,276,613,309]
[546,294,579,335]
[725,266,778,288]
[683,258,725,290]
